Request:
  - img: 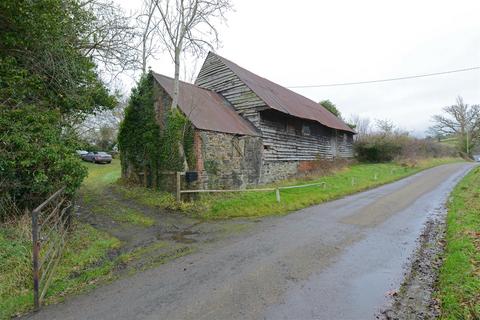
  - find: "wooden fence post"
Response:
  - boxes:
[31,208,40,311]
[275,188,281,203]
[176,172,181,202]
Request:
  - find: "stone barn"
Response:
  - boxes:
[150,52,355,189]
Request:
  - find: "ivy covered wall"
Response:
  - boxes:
[118,72,195,189]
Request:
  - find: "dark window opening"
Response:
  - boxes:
[302,124,311,136]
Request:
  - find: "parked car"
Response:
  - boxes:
[474,154,480,162]
[82,151,112,164]
[76,150,88,158]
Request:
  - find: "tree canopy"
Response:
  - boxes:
[429,96,480,155]
[0,0,116,211]
[319,100,342,118]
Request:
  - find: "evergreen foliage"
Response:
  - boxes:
[118,72,195,187]
[0,0,116,212]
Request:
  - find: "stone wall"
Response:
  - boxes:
[260,161,299,184]
[195,130,262,189]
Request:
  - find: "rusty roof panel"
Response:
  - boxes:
[211,53,355,133]
[152,72,260,136]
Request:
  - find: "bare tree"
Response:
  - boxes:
[79,0,140,80]
[74,98,127,145]
[153,0,232,111]
[136,0,163,74]
[151,0,232,170]
[348,114,371,139]
[430,96,480,155]
[375,119,395,135]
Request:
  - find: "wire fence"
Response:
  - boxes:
[177,170,393,203]
[177,174,330,203]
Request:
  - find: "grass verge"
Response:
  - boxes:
[106,157,462,219]
[196,157,462,219]
[436,166,480,319]
[0,217,120,320]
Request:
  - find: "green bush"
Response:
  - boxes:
[0,0,116,214]
[354,138,402,162]
[0,107,87,214]
[354,133,456,163]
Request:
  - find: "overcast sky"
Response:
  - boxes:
[117,0,480,136]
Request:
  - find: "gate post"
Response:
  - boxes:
[31,208,40,311]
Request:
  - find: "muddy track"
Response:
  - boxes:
[76,185,258,270]
[378,207,447,319]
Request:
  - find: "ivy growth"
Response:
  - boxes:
[118,72,195,188]
[159,109,196,172]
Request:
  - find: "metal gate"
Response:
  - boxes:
[31,187,73,310]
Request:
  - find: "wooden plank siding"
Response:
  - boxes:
[195,54,266,127]
[196,53,353,162]
[261,109,335,161]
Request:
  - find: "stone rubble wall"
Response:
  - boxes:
[195,130,262,189]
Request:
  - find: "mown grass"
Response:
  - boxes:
[0,217,120,320]
[82,160,122,190]
[436,166,480,319]
[81,160,155,227]
[196,157,462,219]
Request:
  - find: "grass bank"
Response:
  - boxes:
[1,160,127,319]
[436,166,480,319]
[110,157,462,219]
[196,157,461,219]
[0,216,120,319]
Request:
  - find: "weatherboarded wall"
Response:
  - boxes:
[195,54,354,164]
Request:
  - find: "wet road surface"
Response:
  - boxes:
[25,163,475,320]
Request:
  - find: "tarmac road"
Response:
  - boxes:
[25,163,475,320]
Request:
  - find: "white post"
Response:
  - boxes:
[275,188,281,203]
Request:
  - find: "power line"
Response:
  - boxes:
[287,66,480,88]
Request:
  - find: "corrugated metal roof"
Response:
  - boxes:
[210,52,355,133]
[152,72,260,136]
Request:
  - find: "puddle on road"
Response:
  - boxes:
[169,230,199,243]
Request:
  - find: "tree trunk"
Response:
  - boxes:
[171,43,188,171]
[171,46,181,110]
[142,42,147,74]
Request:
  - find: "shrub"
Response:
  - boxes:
[0,107,87,214]
[354,133,456,163]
